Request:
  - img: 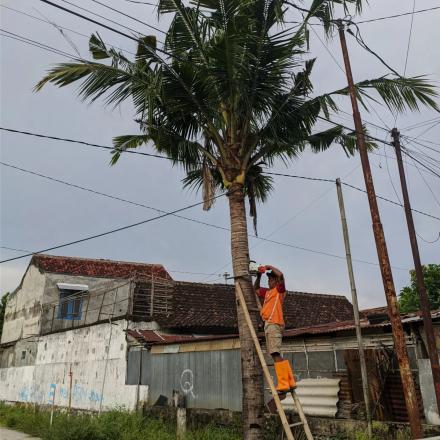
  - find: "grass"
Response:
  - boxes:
[0,403,240,440]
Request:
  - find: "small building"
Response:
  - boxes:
[0,254,354,413]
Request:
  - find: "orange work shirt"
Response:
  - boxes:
[258,283,286,326]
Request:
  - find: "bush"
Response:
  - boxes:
[0,404,240,440]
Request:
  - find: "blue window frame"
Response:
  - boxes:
[58,289,85,320]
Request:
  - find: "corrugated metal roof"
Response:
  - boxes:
[283,310,440,339]
[282,378,341,418]
[127,329,237,346]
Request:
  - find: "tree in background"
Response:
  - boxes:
[399,264,440,313]
[0,293,10,340]
[36,0,438,437]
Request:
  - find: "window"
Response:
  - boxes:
[57,283,88,320]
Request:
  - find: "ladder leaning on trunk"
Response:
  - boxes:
[235,281,314,440]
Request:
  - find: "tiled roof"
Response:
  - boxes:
[32,254,171,280]
[153,282,354,331]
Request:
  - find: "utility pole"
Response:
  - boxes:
[337,22,422,438]
[223,272,230,284]
[392,128,440,413]
[336,178,372,437]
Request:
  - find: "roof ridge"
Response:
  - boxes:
[287,290,349,300]
[33,253,165,268]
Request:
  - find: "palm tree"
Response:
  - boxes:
[36,0,437,437]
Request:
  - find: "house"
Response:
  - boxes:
[0,254,355,413]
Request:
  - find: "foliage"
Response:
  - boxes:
[0,293,9,340]
[0,404,240,440]
[399,264,440,313]
[35,0,438,226]
[353,421,410,440]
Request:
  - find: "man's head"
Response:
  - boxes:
[267,271,278,289]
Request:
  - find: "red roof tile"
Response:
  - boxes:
[148,281,354,331]
[32,254,171,280]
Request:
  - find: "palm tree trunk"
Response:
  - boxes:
[228,182,265,440]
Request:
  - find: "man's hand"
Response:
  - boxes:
[265,265,284,283]
[254,271,262,293]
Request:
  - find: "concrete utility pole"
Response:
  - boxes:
[391,128,440,413]
[336,178,372,437]
[337,22,422,439]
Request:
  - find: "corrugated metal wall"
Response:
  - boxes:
[128,349,242,411]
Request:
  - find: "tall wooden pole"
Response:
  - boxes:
[336,178,372,437]
[391,128,440,413]
[337,22,422,438]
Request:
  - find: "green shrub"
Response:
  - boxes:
[0,403,240,440]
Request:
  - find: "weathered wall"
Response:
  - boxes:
[0,321,148,411]
[40,274,132,334]
[1,265,46,344]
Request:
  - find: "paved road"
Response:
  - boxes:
[0,427,41,440]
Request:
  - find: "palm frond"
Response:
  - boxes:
[332,75,439,113]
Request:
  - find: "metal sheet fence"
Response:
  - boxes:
[128,349,242,411]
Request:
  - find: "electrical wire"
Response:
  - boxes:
[355,7,440,24]
[0,127,175,161]
[2,126,439,221]
[39,0,168,51]
[403,0,416,77]
[0,5,136,57]
[56,0,163,37]
[0,29,77,59]
[0,161,230,233]
[0,192,229,264]
[122,0,157,4]
[88,0,165,34]
[402,117,440,131]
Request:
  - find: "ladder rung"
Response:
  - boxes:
[289,422,304,427]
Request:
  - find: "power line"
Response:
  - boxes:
[0,246,31,254]
[56,0,160,36]
[0,192,228,264]
[121,0,157,4]
[39,0,186,62]
[341,181,440,222]
[402,117,440,131]
[403,0,416,77]
[3,126,439,221]
[0,127,175,161]
[1,159,422,270]
[0,161,230,233]
[0,29,77,59]
[264,171,333,183]
[355,6,440,24]
[0,5,136,56]
[88,0,165,35]
[39,0,155,47]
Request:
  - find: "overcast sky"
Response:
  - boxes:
[1,0,439,309]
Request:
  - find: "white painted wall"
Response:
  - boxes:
[0,320,149,411]
[1,265,46,344]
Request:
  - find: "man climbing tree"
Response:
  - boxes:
[254,265,295,403]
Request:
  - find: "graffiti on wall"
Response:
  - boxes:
[180,368,196,398]
[17,382,102,405]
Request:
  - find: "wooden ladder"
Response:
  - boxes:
[236,282,314,440]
